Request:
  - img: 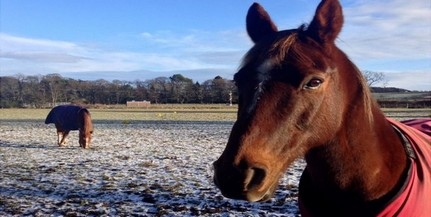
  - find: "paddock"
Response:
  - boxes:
[0,109,428,216]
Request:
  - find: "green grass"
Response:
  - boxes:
[0,106,238,122]
[1,106,429,122]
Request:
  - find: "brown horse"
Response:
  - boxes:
[45,105,93,149]
[213,1,431,216]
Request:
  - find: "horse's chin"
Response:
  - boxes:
[245,183,277,202]
[215,167,280,202]
[246,192,273,202]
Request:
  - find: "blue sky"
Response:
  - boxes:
[1,0,430,90]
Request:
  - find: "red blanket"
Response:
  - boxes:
[401,118,431,136]
[377,119,431,217]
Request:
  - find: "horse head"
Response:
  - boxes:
[213,0,369,202]
[78,108,93,149]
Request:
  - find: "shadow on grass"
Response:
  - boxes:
[0,141,80,150]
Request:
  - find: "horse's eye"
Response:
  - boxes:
[304,79,322,89]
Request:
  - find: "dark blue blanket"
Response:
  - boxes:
[45,105,85,131]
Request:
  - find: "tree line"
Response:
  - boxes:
[0,73,237,108]
[0,70,388,108]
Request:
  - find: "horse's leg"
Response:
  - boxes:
[57,131,62,145]
[59,130,70,146]
[56,127,64,146]
[79,131,83,148]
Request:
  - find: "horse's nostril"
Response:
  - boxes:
[244,166,267,191]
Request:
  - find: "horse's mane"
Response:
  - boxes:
[347,59,376,124]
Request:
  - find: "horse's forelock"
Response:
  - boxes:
[241,31,298,70]
[238,30,334,87]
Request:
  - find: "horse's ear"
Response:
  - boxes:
[246,3,278,43]
[306,0,343,44]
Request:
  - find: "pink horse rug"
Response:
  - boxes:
[401,118,431,136]
[379,118,431,216]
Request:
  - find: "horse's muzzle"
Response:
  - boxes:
[213,159,274,202]
[79,138,91,149]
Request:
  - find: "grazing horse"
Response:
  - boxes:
[213,1,431,216]
[45,105,93,149]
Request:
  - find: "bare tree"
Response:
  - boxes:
[0,76,19,107]
[44,74,64,106]
[23,75,45,108]
[362,70,386,87]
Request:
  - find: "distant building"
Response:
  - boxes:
[126,100,151,108]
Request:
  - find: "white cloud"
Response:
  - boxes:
[331,0,431,90]
[0,31,241,82]
[0,33,78,52]
[0,51,85,63]
[384,71,431,91]
[0,31,248,76]
[339,0,431,61]
[140,29,249,52]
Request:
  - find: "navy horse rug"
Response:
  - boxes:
[45,105,93,149]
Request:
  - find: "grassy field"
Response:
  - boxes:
[0,105,429,216]
[0,107,301,216]
[0,106,429,122]
[91,107,430,121]
[0,105,238,122]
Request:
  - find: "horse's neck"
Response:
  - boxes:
[82,114,92,131]
[305,105,407,202]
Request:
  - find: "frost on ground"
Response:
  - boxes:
[0,120,303,216]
